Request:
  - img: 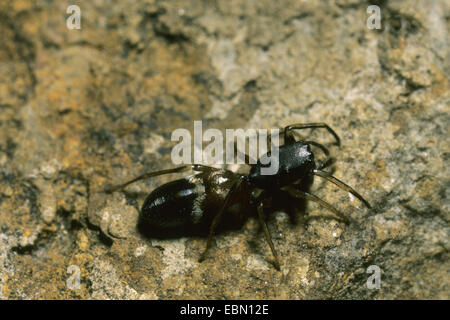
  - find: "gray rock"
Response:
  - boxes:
[0,0,448,299]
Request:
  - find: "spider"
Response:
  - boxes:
[106,123,371,270]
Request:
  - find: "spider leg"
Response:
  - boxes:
[105,164,220,193]
[228,128,283,166]
[233,139,257,165]
[283,123,341,146]
[312,169,372,209]
[256,200,281,271]
[282,186,349,223]
[198,176,245,263]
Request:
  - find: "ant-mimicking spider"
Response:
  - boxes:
[106,123,371,271]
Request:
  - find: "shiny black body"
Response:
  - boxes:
[139,141,316,237]
[138,170,247,237]
[249,143,315,189]
[106,123,371,270]
[140,178,203,230]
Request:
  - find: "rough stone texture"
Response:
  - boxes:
[0,0,448,299]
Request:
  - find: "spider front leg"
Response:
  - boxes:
[232,139,257,165]
[283,123,341,146]
[230,130,278,164]
[105,164,220,193]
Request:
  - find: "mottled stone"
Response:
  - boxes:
[0,0,448,299]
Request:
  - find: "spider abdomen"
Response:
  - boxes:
[138,171,242,237]
[139,177,207,232]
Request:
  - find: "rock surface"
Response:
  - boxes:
[0,0,448,299]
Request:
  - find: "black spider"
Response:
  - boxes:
[106,123,371,270]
